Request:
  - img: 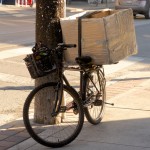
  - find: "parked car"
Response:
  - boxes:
[115,0,150,19]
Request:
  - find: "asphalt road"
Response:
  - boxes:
[0,12,35,50]
[0,7,150,56]
[135,22,150,58]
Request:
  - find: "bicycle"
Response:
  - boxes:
[23,42,107,148]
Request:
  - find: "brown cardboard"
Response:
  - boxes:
[60,9,138,65]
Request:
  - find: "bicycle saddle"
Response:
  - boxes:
[75,56,92,65]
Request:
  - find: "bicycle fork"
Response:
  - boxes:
[51,81,64,117]
[81,70,114,107]
[51,77,78,117]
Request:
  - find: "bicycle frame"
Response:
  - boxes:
[63,65,105,105]
[45,43,106,116]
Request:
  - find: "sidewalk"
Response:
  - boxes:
[1,2,150,150]
[0,56,150,150]
[0,47,150,150]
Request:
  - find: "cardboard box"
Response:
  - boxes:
[60,9,138,65]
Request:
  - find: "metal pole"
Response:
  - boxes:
[17,0,20,6]
[64,0,66,17]
[106,0,108,8]
[15,0,17,6]
[25,0,27,7]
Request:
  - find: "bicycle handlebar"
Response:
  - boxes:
[58,43,76,49]
[32,43,76,54]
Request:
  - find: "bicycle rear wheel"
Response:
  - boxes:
[84,69,106,125]
[23,82,84,148]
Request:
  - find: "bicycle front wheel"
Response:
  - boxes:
[23,82,84,148]
[84,69,106,125]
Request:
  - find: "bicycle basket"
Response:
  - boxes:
[24,50,56,79]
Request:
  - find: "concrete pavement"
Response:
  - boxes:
[0,47,150,150]
[0,55,150,150]
[0,2,150,150]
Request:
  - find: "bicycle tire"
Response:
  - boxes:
[23,82,84,148]
[84,70,106,125]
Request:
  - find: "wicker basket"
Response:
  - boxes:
[24,53,55,79]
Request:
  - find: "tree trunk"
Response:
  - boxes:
[34,0,65,124]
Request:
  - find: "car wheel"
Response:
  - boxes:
[133,14,136,18]
[145,8,150,19]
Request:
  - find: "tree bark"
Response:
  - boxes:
[34,0,65,124]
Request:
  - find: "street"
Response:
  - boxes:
[0,3,150,150]
[0,10,35,50]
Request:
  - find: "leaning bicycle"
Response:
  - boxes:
[23,43,106,148]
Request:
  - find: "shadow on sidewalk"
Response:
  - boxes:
[112,77,150,82]
[0,116,150,149]
[0,86,34,91]
[0,119,30,149]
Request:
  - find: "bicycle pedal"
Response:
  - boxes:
[83,100,91,107]
[93,100,103,106]
[60,106,66,112]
